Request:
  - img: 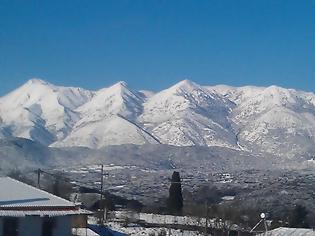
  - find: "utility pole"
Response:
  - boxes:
[37,168,41,189]
[204,201,208,235]
[263,219,268,234]
[100,164,106,225]
[100,164,104,201]
[100,164,104,225]
[168,226,171,236]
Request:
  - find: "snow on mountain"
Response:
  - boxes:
[76,81,143,120]
[139,80,237,148]
[208,85,315,157]
[0,79,94,145]
[138,90,156,99]
[207,85,264,105]
[1,79,315,158]
[53,81,159,148]
[53,115,159,148]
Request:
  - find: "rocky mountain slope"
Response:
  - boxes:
[207,85,315,157]
[0,79,314,158]
[0,79,94,145]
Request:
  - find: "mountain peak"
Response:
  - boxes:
[0,78,56,100]
[78,80,142,116]
[175,79,197,87]
[26,78,51,86]
[117,81,128,86]
[110,81,128,90]
[169,79,201,92]
[96,81,129,93]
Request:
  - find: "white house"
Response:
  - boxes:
[0,177,90,236]
[257,227,315,236]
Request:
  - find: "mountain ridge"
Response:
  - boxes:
[1,78,314,158]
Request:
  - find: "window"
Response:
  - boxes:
[41,218,56,236]
[3,217,19,236]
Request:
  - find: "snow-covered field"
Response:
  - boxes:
[114,211,211,227]
[84,210,241,236]
[107,222,202,236]
[87,215,205,235]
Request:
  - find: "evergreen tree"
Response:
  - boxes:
[289,204,310,228]
[52,179,60,197]
[167,171,183,214]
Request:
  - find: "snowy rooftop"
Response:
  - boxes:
[0,209,90,217]
[0,177,76,209]
[258,227,315,236]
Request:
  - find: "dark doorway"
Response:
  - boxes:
[3,217,19,236]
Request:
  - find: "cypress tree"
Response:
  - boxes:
[167,171,183,214]
[289,204,310,228]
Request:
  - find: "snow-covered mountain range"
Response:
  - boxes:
[1,79,314,158]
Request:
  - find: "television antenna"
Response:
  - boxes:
[250,212,269,234]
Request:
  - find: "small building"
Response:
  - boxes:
[0,177,90,236]
[257,227,315,236]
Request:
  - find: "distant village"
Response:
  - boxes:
[1,163,315,236]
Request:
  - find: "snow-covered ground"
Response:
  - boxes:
[257,227,315,236]
[72,228,99,236]
[114,211,211,227]
[107,222,203,236]
[88,213,212,235]
[85,209,242,236]
[88,216,204,235]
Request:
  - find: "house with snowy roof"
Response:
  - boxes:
[257,227,315,236]
[0,177,90,236]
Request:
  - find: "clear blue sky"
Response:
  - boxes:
[0,0,314,95]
